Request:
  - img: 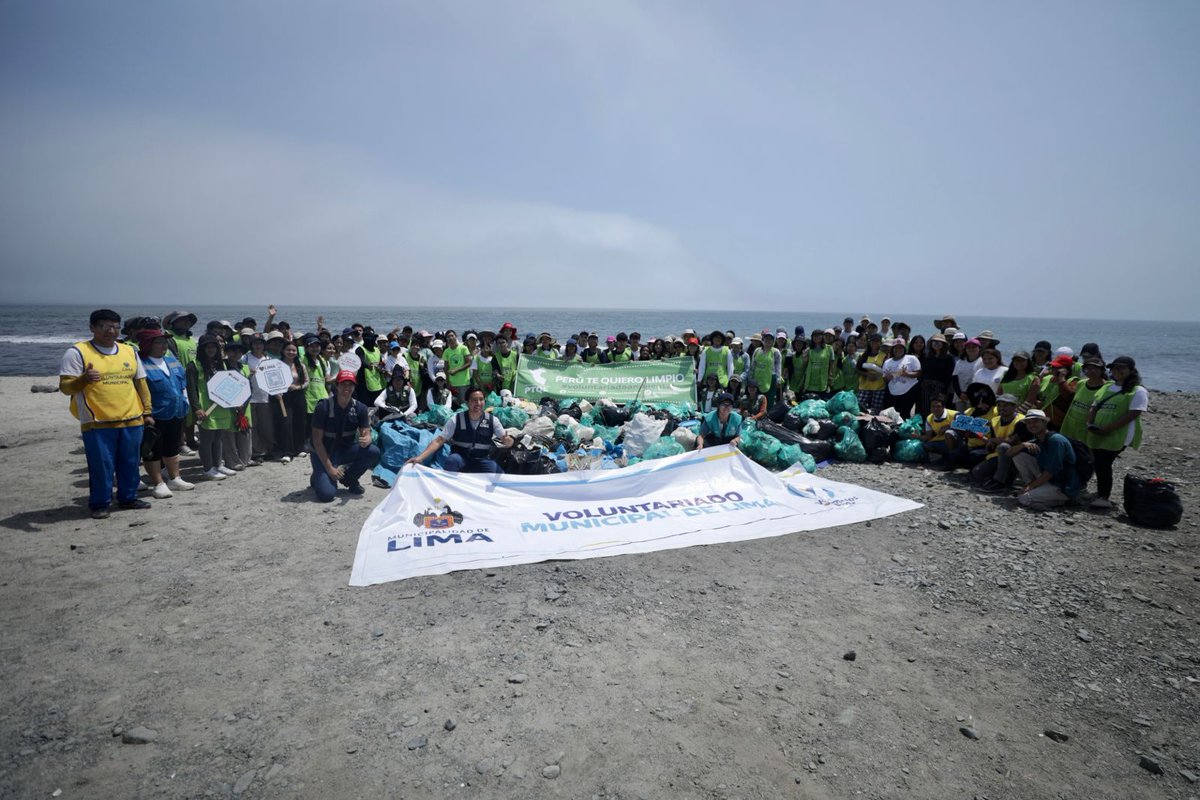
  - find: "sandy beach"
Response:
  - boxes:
[1,375,1196,799]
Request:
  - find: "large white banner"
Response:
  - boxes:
[349,445,922,586]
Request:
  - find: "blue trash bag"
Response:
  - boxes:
[892,438,927,462]
[372,420,450,486]
[643,436,685,460]
[414,405,453,426]
[826,390,860,416]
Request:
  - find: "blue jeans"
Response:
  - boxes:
[442,453,501,474]
[82,425,144,510]
[310,443,381,502]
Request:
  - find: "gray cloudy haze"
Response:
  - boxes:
[1,2,1197,318]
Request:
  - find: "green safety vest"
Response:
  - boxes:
[1087,385,1143,452]
[445,344,472,387]
[1000,373,1035,403]
[475,355,494,387]
[193,367,233,431]
[494,350,518,391]
[404,352,424,394]
[703,345,730,386]
[801,345,832,393]
[611,349,632,362]
[304,356,327,413]
[1059,380,1109,443]
[787,352,806,392]
[731,352,746,380]
[583,350,603,364]
[751,349,775,390]
[360,346,384,392]
[169,332,197,369]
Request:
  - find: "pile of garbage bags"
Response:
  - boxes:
[382,389,930,474]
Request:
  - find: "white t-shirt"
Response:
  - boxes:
[972,365,1006,394]
[953,356,982,393]
[883,355,921,394]
[1097,384,1149,446]
[242,352,272,402]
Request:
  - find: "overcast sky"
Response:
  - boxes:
[1,2,1197,319]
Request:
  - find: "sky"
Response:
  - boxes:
[1,1,1198,318]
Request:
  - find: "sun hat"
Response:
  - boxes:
[731,337,743,346]
[134,328,166,357]
[1082,357,1105,369]
[335,369,357,384]
[930,333,948,345]
[1024,409,1048,421]
[1107,355,1136,370]
[934,315,958,328]
[976,329,1000,345]
[431,339,445,349]
[1012,350,1031,360]
[952,331,967,341]
[417,330,431,338]
[264,331,285,342]
[890,337,907,349]
[464,331,478,340]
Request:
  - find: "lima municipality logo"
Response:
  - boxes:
[789,485,858,507]
[413,498,464,529]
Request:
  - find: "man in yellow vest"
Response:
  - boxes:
[59,309,154,519]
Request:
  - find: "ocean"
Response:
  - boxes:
[2,305,1195,392]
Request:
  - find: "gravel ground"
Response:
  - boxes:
[1,378,1196,799]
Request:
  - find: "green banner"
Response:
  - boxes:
[514,355,697,405]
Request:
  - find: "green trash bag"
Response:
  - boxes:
[414,405,453,426]
[739,426,783,469]
[826,390,860,416]
[643,436,685,460]
[777,443,816,473]
[832,411,859,432]
[485,392,504,410]
[833,427,867,462]
[493,405,529,429]
[579,412,595,426]
[627,456,641,466]
[554,422,578,445]
[897,415,924,440]
[590,423,621,443]
[791,398,831,420]
[892,439,927,462]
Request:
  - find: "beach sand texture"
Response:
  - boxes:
[1,376,1196,798]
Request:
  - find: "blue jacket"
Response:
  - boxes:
[140,353,189,420]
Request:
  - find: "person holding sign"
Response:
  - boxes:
[241,333,275,462]
[697,392,743,449]
[407,386,514,474]
[186,334,237,481]
[310,370,380,502]
[59,309,154,518]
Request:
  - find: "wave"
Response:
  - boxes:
[0,335,80,344]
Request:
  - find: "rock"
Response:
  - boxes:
[1132,716,1153,728]
[1138,754,1163,775]
[443,718,457,731]
[891,553,908,565]
[541,765,561,779]
[30,384,58,393]
[843,650,857,661]
[371,628,384,638]
[1076,628,1094,643]
[959,726,979,740]
[1179,769,1198,784]
[263,763,285,783]
[508,673,528,684]
[402,715,419,727]
[1044,728,1069,742]
[233,770,256,795]
[407,736,427,750]
[475,759,492,774]
[120,726,158,744]
[937,520,951,530]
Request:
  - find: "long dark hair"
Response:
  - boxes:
[1001,354,1029,384]
[197,335,223,379]
[1119,366,1142,393]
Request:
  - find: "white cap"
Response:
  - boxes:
[1054,346,1074,358]
[431,339,445,348]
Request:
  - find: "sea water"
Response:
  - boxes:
[2,305,1194,391]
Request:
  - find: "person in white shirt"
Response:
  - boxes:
[971,347,1006,395]
[425,372,453,411]
[241,332,275,461]
[882,338,922,417]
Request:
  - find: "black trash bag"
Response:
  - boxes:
[600,404,631,427]
[782,414,805,433]
[538,398,561,417]
[757,419,807,445]
[1123,473,1183,528]
[867,445,890,464]
[563,403,584,420]
[768,402,790,423]
[858,419,895,452]
[797,437,834,462]
[813,420,838,441]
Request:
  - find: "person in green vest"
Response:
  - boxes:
[833,336,860,393]
[472,339,497,392]
[610,332,634,362]
[1038,353,1079,427]
[441,330,473,407]
[697,330,733,388]
[798,329,834,398]
[186,334,237,481]
[581,333,609,364]
[785,334,809,397]
[1057,357,1109,442]
[729,337,748,387]
[999,351,1038,411]
[1085,356,1147,510]
[493,336,519,393]
[354,328,386,406]
[300,335,328,455]
[749,335,780,406]
[222,338,256,469]
[403,337,425,406]
[163,310,200,453]
[560,338,582,363]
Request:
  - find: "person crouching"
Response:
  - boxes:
[310,370,380,502]
[406,387,514,474]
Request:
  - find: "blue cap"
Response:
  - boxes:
[342,327,354,337]
[566,338,577,346]
[388,340,401,349]
[794,325,805,336]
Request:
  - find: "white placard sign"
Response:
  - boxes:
[206,370,252,408]
[350,445,923,586]
[253,359,292,396]
[338,353,362,374]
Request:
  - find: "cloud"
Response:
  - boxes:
[0,107,723,306]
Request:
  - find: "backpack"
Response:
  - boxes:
[1066,437,1094,485]
[1123,474,1183,528]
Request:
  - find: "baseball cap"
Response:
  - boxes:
[336,369,357,384]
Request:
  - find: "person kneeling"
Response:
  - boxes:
[407,387,514,474]
[696,392,742,449]
[310,370,380,502]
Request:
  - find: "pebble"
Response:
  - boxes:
[1076,628,1094,643]
[508,673,528,684]
[891,553,908,565]
[541,765,561,779]
[475,759,492,774]
[1179,769,1198,784]
[444,718,457,731]
[937,520,951,530]
[402,715,419,727]
[843,650,857,661]
[1043,729,1069,742]
[1138,754,1163,775]
[120,726,158,744]
[959,726,979,740]
[406,736,427,751]
[371,628,384,638]
[233,770,256,795]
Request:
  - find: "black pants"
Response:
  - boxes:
[1093,447,1124,499]
[888,384,921,419]
[271,389,308,458]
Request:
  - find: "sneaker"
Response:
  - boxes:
[204,468,227,481]
[280,456,292,464]
[218,466,238,476]
[137,479,150,492]
[152,482,173,499]
[179,445,197,457]
[118,499,151,510]
[166,477,195,491]
[343,479,365,496]
[248,458,264,467]
[1089,497,1114,510]
[229,463,245,472]
[90,507,110,519]
[980,480,1005,493]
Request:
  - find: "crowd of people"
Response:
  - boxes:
[59,308,1145,516]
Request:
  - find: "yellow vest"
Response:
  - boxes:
[925,410,957,442]
[986,413,1025,459]
[858,352,886,391]
[69,340,145,429]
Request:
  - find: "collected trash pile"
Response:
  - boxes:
[370,389,933,486]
